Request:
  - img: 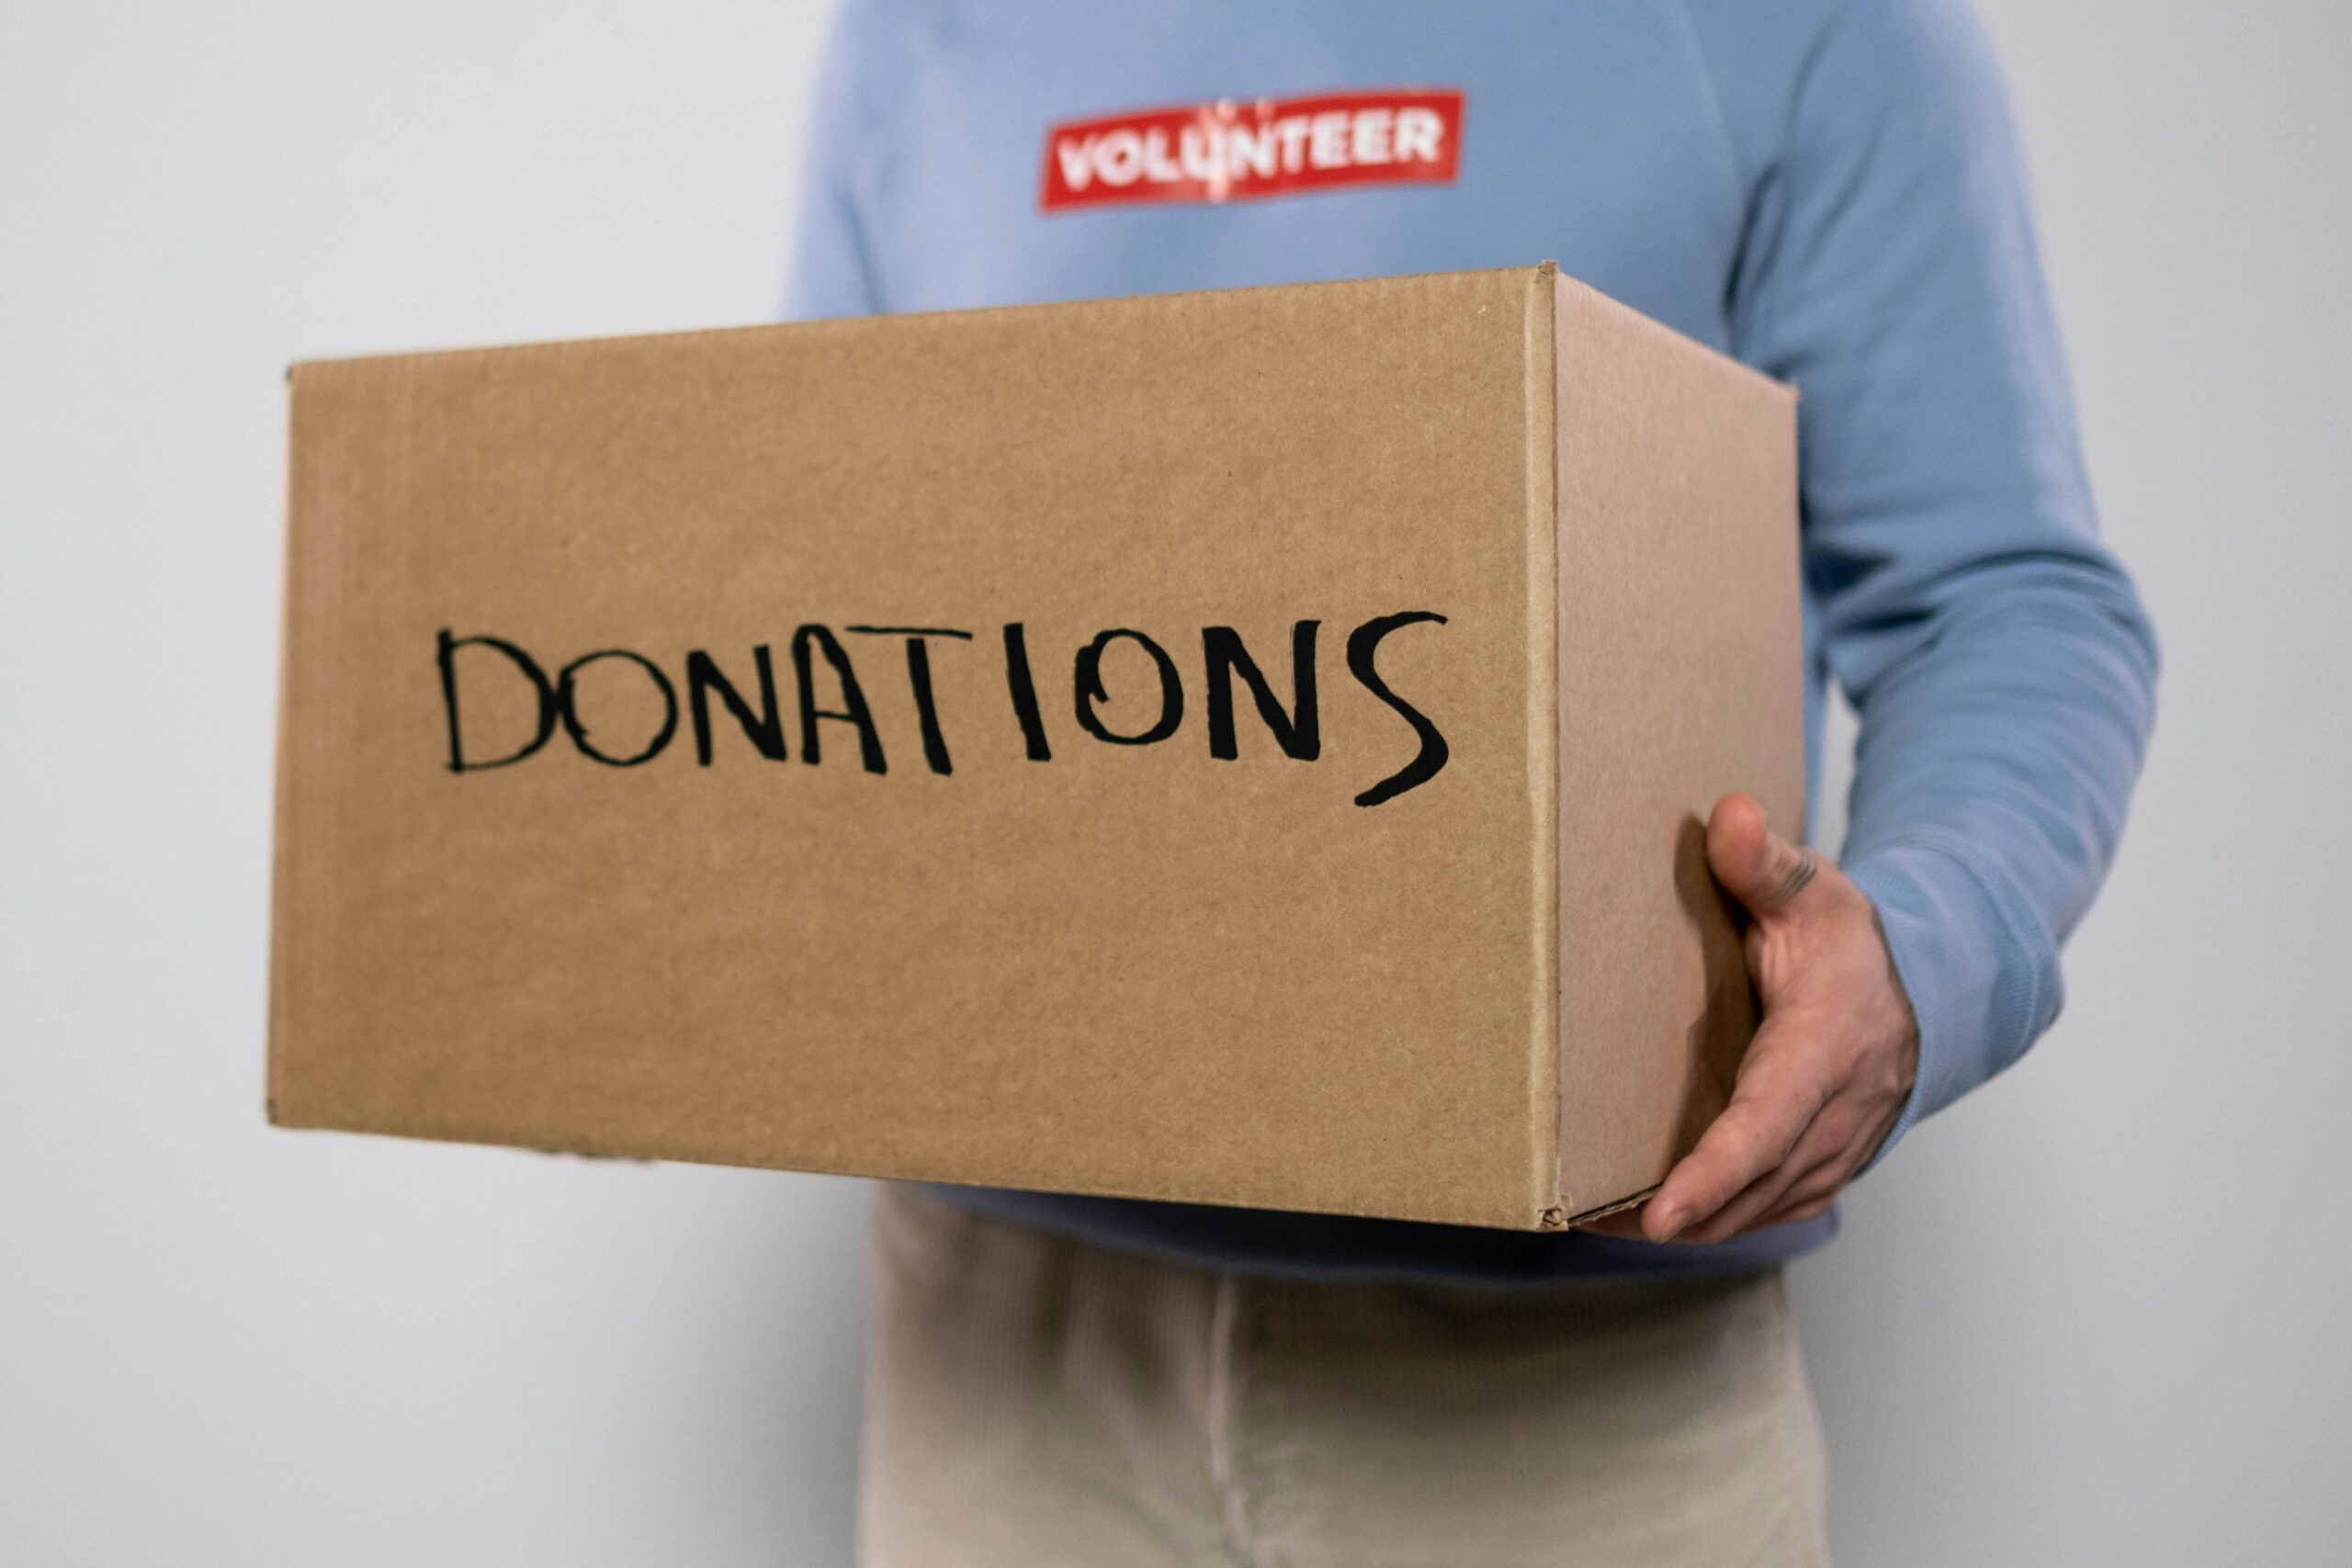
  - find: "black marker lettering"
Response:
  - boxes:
[1074,628,1183,746]
[1001,623,1053,761]
[436,629,558,773]
[435,610,1451,800]
[791,624,888,773]
[845,626,971,776]
[684,646,787,766]
[1202,621,1320,761]
[557,649,679,767]
[1345,612,1451,807]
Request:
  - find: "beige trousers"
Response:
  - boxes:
[859,1185,1830,1567]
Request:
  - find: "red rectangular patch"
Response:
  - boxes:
[1040,88,1464,213]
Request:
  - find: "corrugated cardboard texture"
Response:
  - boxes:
[270,265,1799,1230]
[272,269,1562,1229]
[1549,273,1804,1214]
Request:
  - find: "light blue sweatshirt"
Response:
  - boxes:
[784,0,2158,1282]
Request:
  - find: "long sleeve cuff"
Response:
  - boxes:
[1843,829,2065,1170]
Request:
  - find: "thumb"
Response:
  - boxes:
[1707,793,1818,919]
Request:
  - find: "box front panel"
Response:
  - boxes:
[272,271,1553,1226]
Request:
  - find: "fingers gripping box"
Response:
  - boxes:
[269,265,1801,1229]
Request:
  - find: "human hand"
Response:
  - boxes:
[1585,794,1920,1245]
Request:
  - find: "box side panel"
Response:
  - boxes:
[1522,267,1565,1226]
[1551,273,1803,1213]
[267,268,1554,1229]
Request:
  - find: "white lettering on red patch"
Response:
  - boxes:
[1039,89,1464,213]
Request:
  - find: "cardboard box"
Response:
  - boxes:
[269,264,1801,1230]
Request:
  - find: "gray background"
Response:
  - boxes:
[2,2,2344,1562]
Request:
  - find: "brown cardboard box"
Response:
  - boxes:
[269,264,1801,1230]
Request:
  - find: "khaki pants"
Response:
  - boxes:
[860,1185,1830,1567]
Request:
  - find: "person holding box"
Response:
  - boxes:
[785,2,2158,1561]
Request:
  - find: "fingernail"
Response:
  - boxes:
[1654,1205,1689,1241]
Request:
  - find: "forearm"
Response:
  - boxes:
[1838,561,2159,1156]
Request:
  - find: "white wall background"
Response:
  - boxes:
[2,3,2344,1562]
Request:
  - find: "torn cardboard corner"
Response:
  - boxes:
[268,263,1801,1231]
